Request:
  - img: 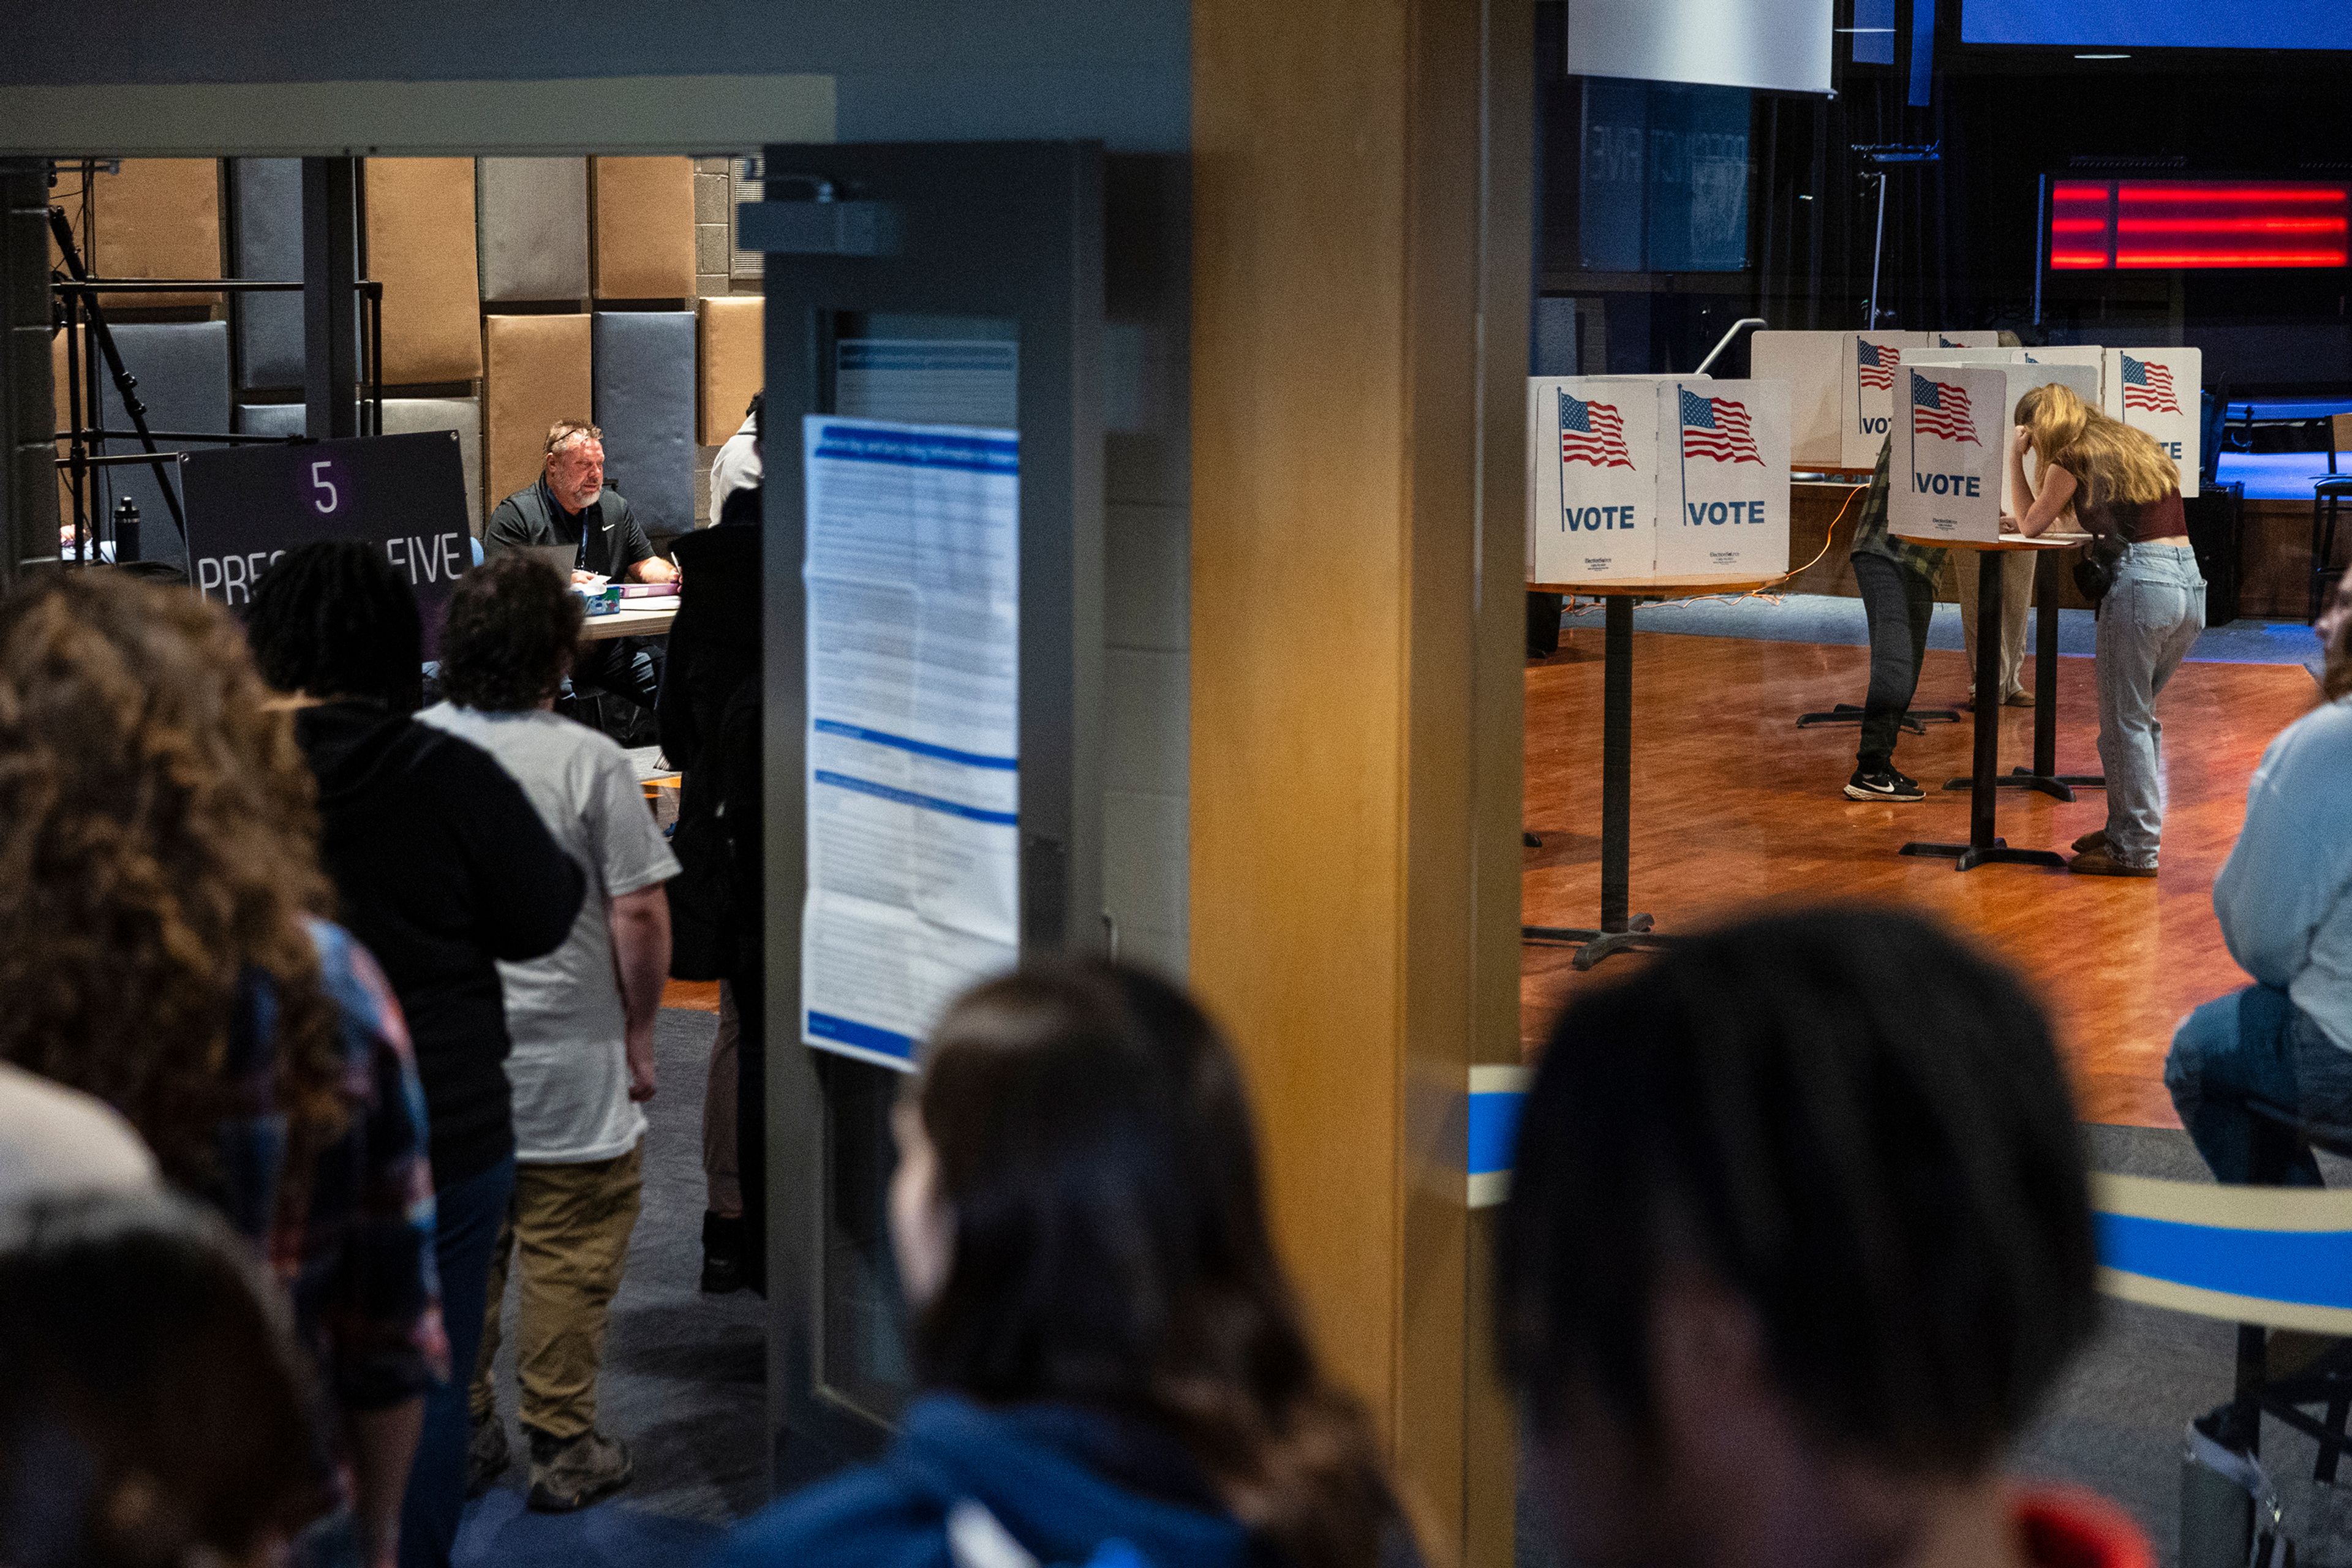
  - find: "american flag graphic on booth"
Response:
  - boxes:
[1679,388,1764,466]
[1910,374,1980,445]
[2120,354,2180,417]
[1857,339,1899,390]
[1558,389,1635,470]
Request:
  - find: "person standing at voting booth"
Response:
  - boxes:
[417,557,680,1514]
[246,543,592,1568]
[483,419,678,710]
[1845,434,1948,802]
[2003,382,2203,876]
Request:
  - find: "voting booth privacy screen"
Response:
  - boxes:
[800,417,1022,1072]
[180,431,473,652]
[1748,330,2201,498]
[1529,377,1790,582]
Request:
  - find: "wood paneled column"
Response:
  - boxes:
[1189,3,1531,1566]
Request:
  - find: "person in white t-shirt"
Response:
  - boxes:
[706,393,761,524]
[418,557,679,1515]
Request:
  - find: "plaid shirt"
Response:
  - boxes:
[1847,434,1948,582]
[214,921,447,1409]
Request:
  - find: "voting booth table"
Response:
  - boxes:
[1883,362,2089,869]
[1525,376,1790,967]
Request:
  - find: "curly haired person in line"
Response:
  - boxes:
[0,570,445,1568]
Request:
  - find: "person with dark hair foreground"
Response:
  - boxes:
[249,543,589,1568]
[0,1190,326,1568]
[1496,905,2144,1568]
[419,556,677,1513]
[0,570,445,1568]
[2166,573,2352,1186]
[717,959,1410,1568]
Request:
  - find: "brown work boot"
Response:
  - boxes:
[2069,846,2157,878]
[526,1427,633,1513]
[2002,689,2035,707]
[2072,828,2108,854]
[467,1414,510,1498]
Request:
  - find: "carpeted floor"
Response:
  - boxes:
[455,1005,761,1565]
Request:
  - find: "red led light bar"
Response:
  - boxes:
[2047,179,2351,270]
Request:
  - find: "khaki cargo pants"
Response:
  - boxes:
[470,1143,644,1441]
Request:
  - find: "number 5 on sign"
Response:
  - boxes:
[311,461,339,515]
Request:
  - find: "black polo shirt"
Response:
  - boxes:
[484,478,657,580]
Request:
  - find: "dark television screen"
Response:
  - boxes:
[1965,0,2352,48]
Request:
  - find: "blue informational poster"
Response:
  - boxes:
[800,416,1022,1072]
[1962,0,2352,48]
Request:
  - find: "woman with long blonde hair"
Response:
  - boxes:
[2003,380,2204,876]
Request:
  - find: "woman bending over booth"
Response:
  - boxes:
[714,959,1414,1568]
[2001,382,2204,877]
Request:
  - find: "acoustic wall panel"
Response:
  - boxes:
[383,396,485,535]
[90,321,232,564]
[590,157,695,300]
[592,311,696,536]
[364,158,483,384]
[697,295,763,446]
[70,159,222,311]
[483,313,590,516]
[230,159,303,388]
[479,158,589,303]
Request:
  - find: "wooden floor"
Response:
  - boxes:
[1521,627,2318,1128]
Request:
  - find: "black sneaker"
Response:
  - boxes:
[1845,769,1924,802]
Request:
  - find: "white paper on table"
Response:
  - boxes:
[801,415,1022,1070]
[1891,364,2004,543]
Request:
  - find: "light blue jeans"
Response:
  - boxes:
[2095,541,2205,868]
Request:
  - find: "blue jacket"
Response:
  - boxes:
[2215,696,2352,1053]
[712,1395,1255,1568]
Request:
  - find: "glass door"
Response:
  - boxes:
[746,143,1106,1485]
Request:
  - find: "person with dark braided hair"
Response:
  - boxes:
[248,542,586,1568]
[1498,905,2143,1568]
[0,568,446,1568]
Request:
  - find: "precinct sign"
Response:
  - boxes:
[181,431,473,654]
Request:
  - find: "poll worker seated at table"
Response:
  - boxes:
[2166,574,2352,1186]
[1844,434,1948,804]
[484,418,677,710]
[1496,905,2144,1568]
[2000,383,2203,877]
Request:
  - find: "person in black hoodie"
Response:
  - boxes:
[246,542,586,1568]
[658,481,764,1295]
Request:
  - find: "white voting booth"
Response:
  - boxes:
[1753,330,1994,469]
[1528,377,1790,581]
[1890,364,2006,543]
[2104,347,2203,498]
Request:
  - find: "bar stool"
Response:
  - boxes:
[2312,414,2352,621]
